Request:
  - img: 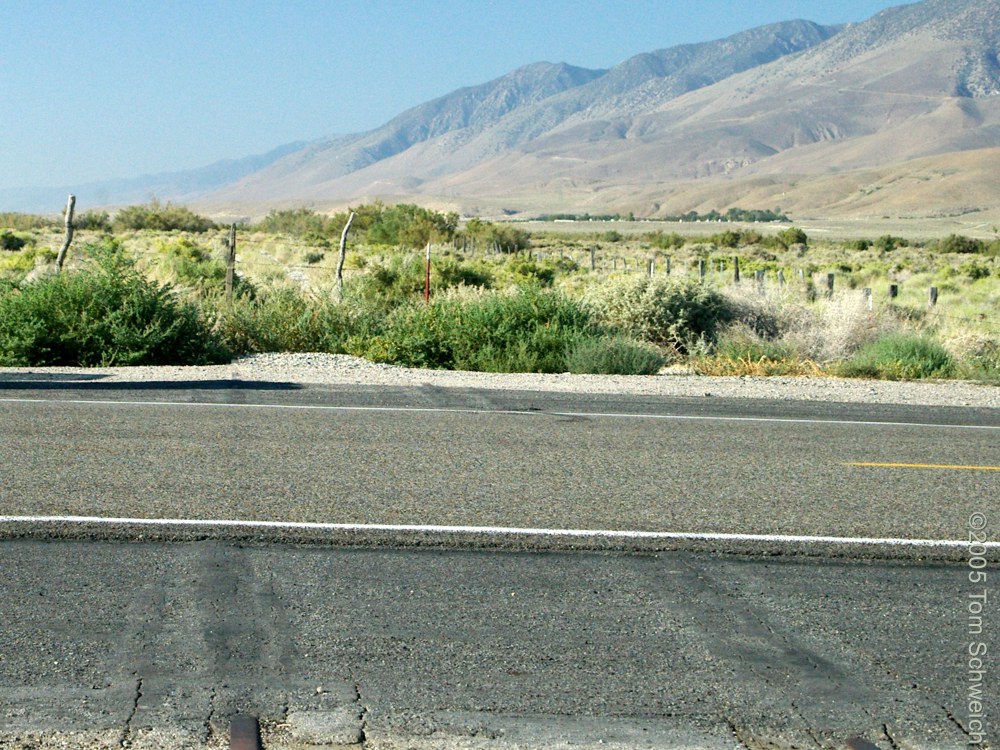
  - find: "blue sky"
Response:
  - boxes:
[1,0,908,191]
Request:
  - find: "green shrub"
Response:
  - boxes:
[710,230,742,249]
[933,234,985,254]
[836,333,954,380]
[256,208,330,237]
[156,237,231,293]
[351,287,596,373]
[500,259,555,287]
[565,335,666,375]
[774,227,808,249]
[207,287,354,355]
[1,230,29,251]
[436,257,494,289]
[0,240,230,366]
[950,335,1000,383]
[0,212,57,231]
[875,235,908,252]
[959,260,993,280]
[468,222,530,253]
[351,253,492,304]
[75,210,112,231]
[644,231,686,250]
[583,276,734,351]
[0,246,57,279]
[448,289,592,372]
[112,200,215,232]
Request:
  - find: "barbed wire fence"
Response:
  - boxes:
[113,234,998,329]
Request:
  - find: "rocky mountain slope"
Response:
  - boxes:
[205,19,840,208]
[200,0,1000,219]
[8,0,999,220]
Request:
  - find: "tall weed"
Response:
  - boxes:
[836,333,954,380]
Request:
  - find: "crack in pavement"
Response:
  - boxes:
[881,722,902,750]
[354,681,369,745]
[120,676,143,748]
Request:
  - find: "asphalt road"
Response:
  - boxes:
[1,382,997,747]
[1,382,998,556]
[0,540,983,749]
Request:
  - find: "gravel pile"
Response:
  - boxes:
[1,352,998,407]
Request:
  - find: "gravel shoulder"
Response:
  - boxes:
[1,352,998,408]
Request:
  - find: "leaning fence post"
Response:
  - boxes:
[55,194,76,273]
[224,224,238,298]
[335,211,356,300]
[424,241,432,303]
[778,269,786,288]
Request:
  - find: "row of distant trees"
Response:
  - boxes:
[536,207,790,223]
[3,201,999,256]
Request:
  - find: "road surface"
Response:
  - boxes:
[1,381,998,748]
[0,540,984,749]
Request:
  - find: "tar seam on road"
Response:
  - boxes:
[1,396,998,431]
[845,461,1000,471]
[2,515,997,549]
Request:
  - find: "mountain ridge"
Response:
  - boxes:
[5,0,1000,220]
[208,18,841,208]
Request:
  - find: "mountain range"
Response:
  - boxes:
[8,0,1000,220]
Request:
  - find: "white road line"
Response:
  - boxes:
[0,396,997,430]
[1,515,996,549]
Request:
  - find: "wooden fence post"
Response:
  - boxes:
[889,284,898,301]
[225,224,237,298]
[733,256,740,283]
[863,288,873,311]
[590,246,596,271]
[826,273,835,297]
[928,286,938,307]
[424,242,432,303]
[335,211,356,299]
[698,258,706,281]
[55,194,76,272]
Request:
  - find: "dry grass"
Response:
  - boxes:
[692,355,826,377]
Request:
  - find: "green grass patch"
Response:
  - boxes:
[566,335,667,375]
[835,333,954,380]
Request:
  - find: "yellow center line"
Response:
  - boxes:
[844,462,1000,472]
